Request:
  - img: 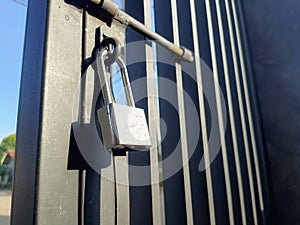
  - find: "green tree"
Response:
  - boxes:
[0,134,16,163]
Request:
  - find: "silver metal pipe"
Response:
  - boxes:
[91,0,194,62]
[204,0,234,224]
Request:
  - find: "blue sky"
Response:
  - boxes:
[0,0,124,143]
[0,0,27,142]
[0,0,153,143]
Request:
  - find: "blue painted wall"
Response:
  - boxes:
[242,1,300,224]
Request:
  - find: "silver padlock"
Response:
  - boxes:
[96,47,152,150]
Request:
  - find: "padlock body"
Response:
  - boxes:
[97,103,152,150]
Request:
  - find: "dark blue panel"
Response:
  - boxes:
[240,0,300,224]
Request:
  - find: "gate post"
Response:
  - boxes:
[12,0,83,224]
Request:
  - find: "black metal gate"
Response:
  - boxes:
[11,0,271,224]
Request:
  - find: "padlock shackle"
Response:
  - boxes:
[116,56,135,107]
[96,47,136,107]
[96,48,114,105]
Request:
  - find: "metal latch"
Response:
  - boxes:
[90,0,194,62]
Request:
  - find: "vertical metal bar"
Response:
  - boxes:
[78,11,87,225]
[143,0,163,224]
[112,3,130,224]
[81,14,100,225]
[125,0,154,224]
[189,1,217,224]
[82,13,116,225]
[154,0,188,223]
[170,0,194,224]
[224,0,258,224]
[204,0,235,224]
[231,0,265,214]
[214,0,248,224]
[114,155,130,225]
[100,156,116,225]
[112,1,131,223]
[78,170,85,225]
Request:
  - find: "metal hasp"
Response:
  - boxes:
[91,0,194,62]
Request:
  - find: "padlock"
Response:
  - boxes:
[96,46,152,150]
